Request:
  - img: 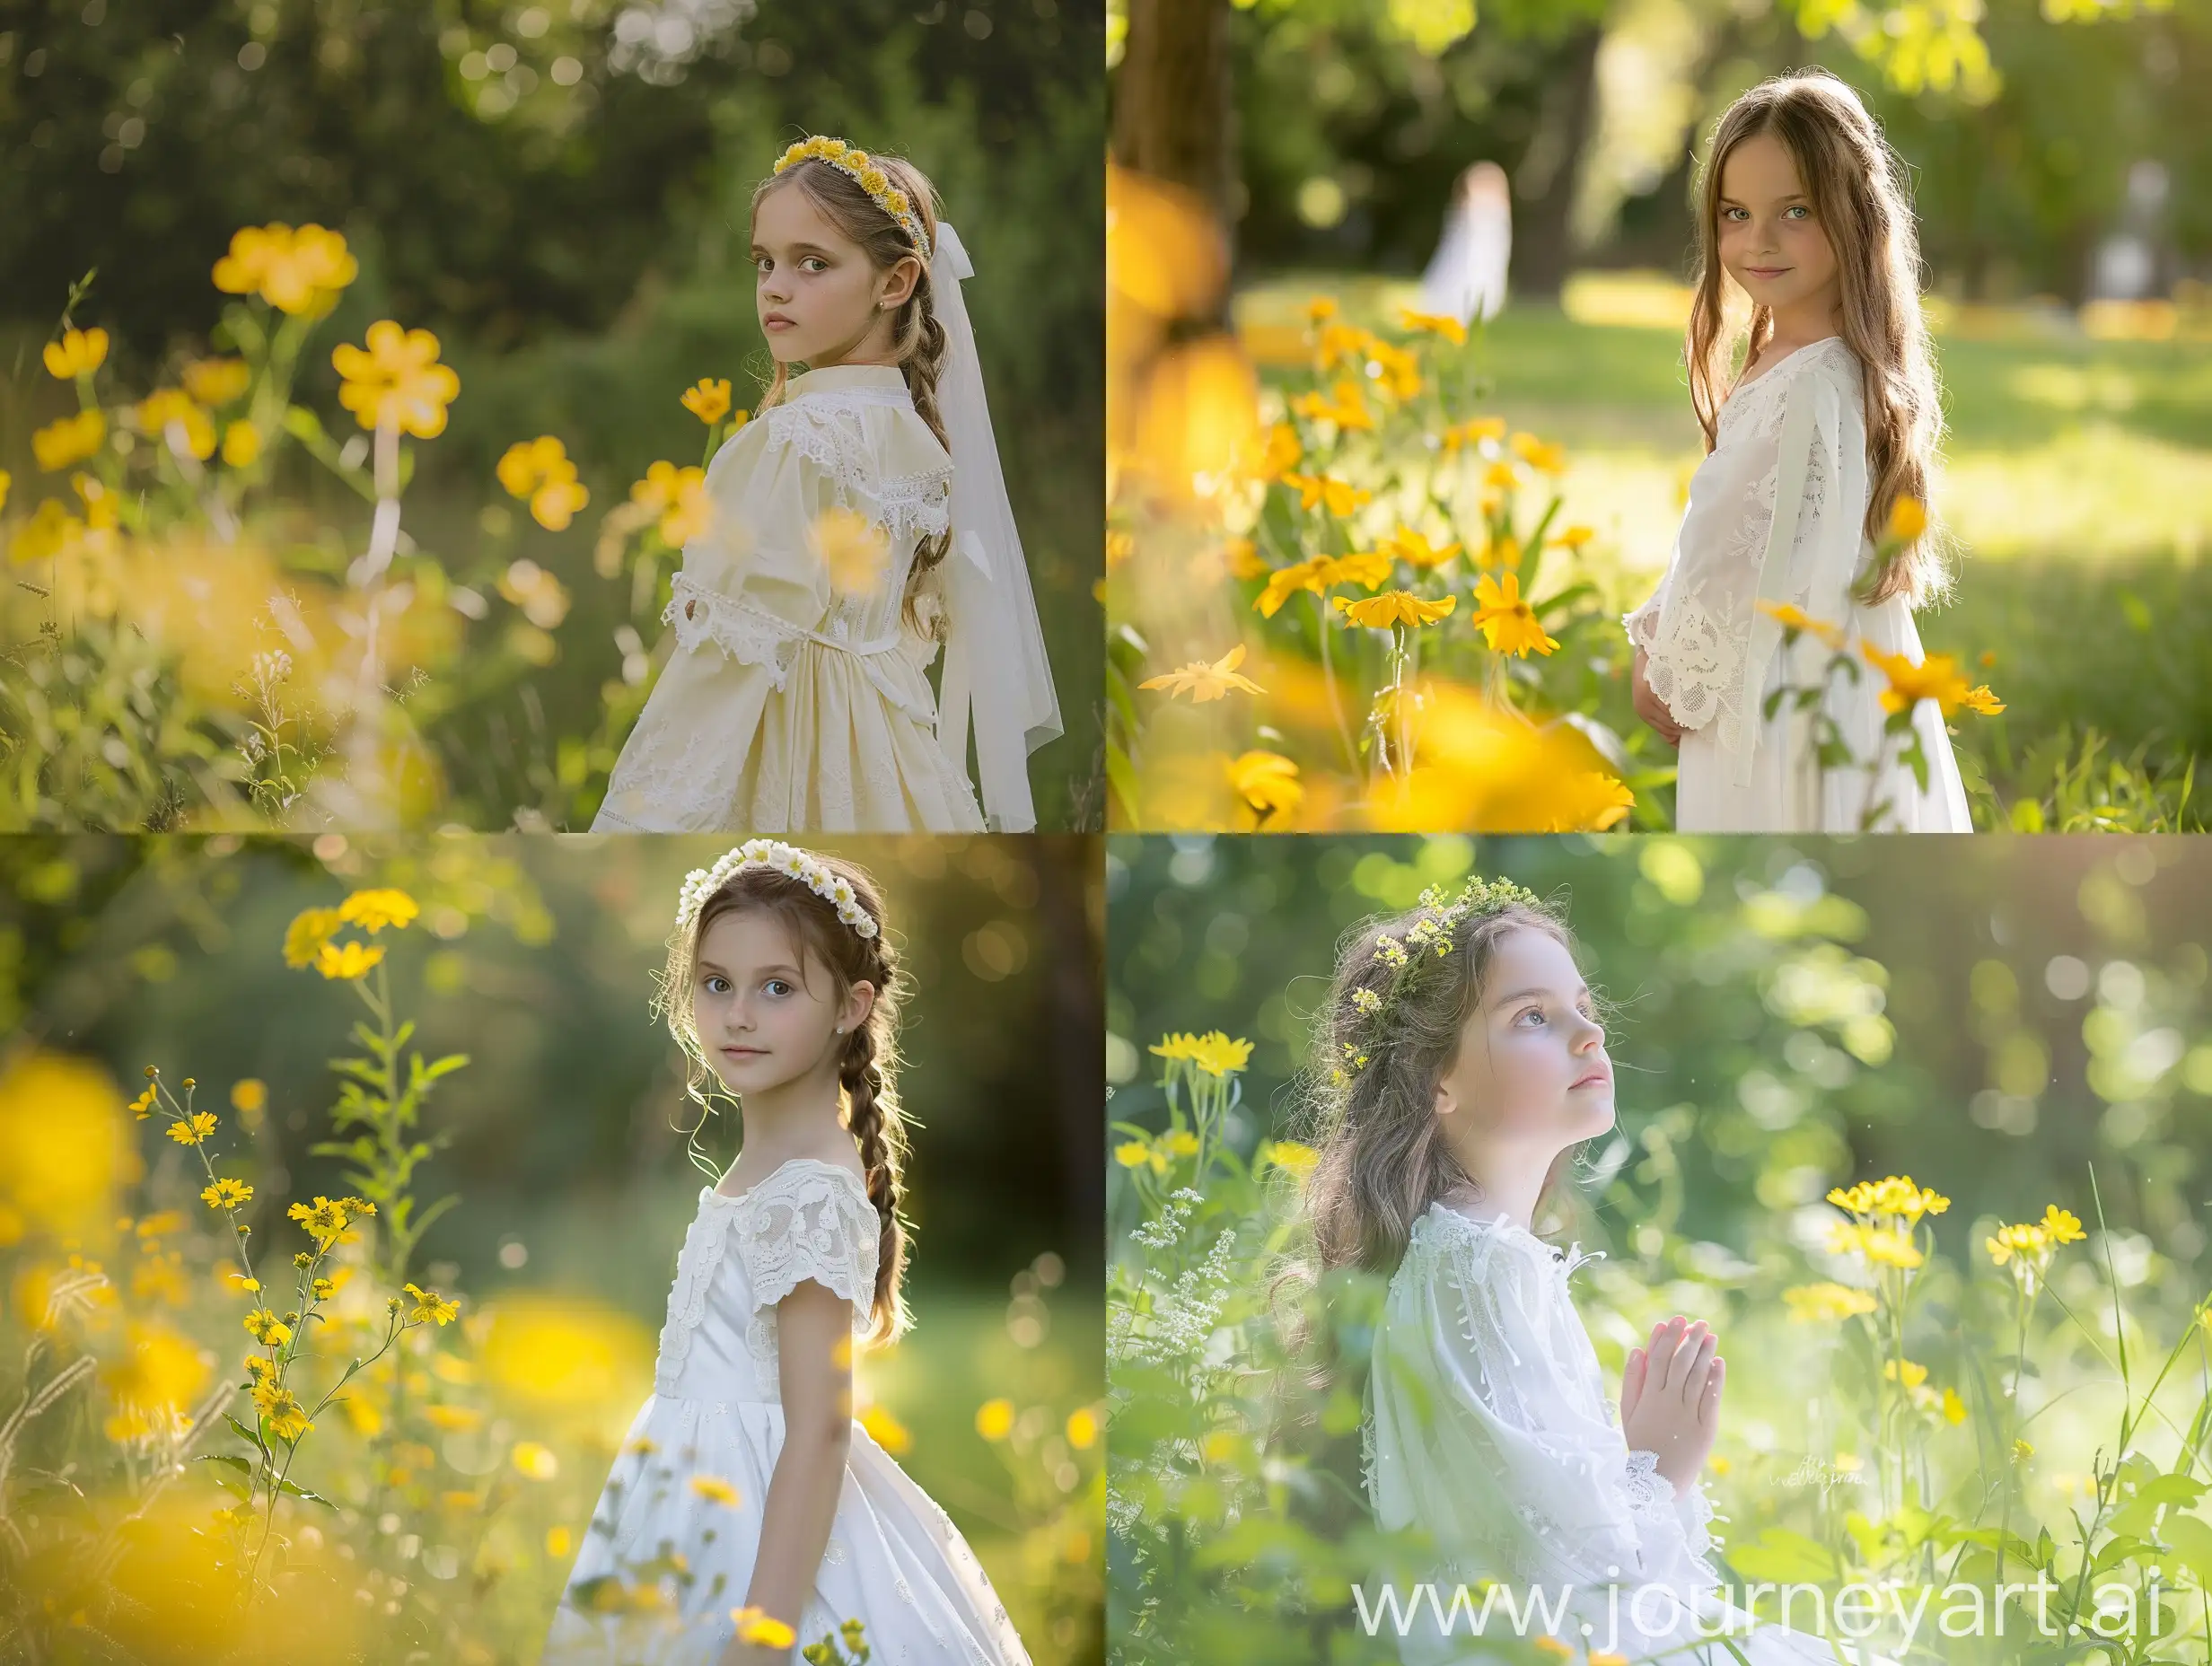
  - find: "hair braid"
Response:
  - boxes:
[838,1001,911,1345]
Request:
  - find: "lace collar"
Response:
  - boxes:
[1718,334,1852,433]
[701,1155,874,1214]
[1420,1201,1605,1278]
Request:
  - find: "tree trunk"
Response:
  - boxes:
[1110,0,1237,235]
[1509,20,1606,301]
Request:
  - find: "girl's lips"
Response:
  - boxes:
[1571,1071,1610,1089]
[763,315,796,330]
[721,1046,768,1058]
[1745,267,1789,277]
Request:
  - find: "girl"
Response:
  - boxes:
[1299,878,1865,1663]
[1624,70,1971,833]
[544,841,1031,1666]
[592,137,1060,836]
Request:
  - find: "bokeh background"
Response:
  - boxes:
[1107,0,2210,831]
[0,832,1103,1663]
[1107,832,2212,1660]
[0,0,1103,829]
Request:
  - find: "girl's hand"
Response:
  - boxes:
[1631,647,1684,748]
[1620,1314,1722,1492]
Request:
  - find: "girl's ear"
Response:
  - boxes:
[876,254,920,311]
[842,979,877,1035]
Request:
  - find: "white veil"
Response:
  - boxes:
[927,222,1061,833]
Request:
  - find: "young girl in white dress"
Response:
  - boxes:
[1296,879,1875,1664]
[1623,70,1970,833]
[544,842,1031,1666]
[591,137,1059,835]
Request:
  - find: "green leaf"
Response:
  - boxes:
[2159,1513,2212,1584]
[276,1477,338,1510]
[1725,1527,1839,1584]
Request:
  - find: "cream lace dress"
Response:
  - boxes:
[1364,1206,1861,1663]
[543,1159,1029,1666]
[1622,337,1970,832]
[591,364,988,833]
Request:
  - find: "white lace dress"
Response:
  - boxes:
[1364,1206,1854,1663]
[591,364,988,833]
[1622,337,1971,832]
[543,1160,1028,1666]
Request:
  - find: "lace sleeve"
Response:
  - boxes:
[733,1162,882,1323]
[1365,1222,1720,1603]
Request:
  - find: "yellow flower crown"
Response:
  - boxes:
[1333,875,1544,1084]
[771,135,930,257]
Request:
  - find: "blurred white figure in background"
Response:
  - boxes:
[1418,160,1512,325]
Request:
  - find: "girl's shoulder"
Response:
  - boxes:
[704,1153,874,1220]
[1397,1202,1598,1289]
[1718,336,1863,442]
[756,369,952,474]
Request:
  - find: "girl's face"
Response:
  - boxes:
[751,182,918,368]
[1716,130,1840,325]
[691,908,873,1097]
[1432,927,1614,1151]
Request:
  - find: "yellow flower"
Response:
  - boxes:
[1253,557,1332,618]
[43,328,110,380]
[404,1282,460,1325]
[423,1403,484,1432]
[9,500,83,566]
[1225,750,1303,821]
[1470,571,1559,657]
[689,1474,741,1505]
[200,1178,252,1211]
[1510,432,1567,474]
[1781,1282,1877,1323]
[630,460,713,547]
[1320,549,1394,592]
[1477,534,1522,572]
[1961,683,2006,715]
[166,1112,218,1147]
[1550,523,1596,551]
[314,940,385,981]
[1290,380,1374,433]
[1882,1358,1929,1390]
[680,377,733,425]
[1260,1139,1319,1180]
[1139,643,1266,702]
[1280,471,1372,517]
[184,357,251,408]
[1334,590,1456,629]
[332,320,461,438]
[32,409,107,473]
[2041,1206,2085,1244]
[857,166,890,196]
[213,223,358,316]
[1941,1386,1967,1425]
[732,1609,794,1649]
[231,1080,267,1114]
[1112,1140,1158,1171]
[220,420,262,469]
[1439,415,1506,452]
[2013,1439,2034,1462]
[512,1440,560,1478]
[283,907,342,969]
[975,1398,1015,1441]
[1591,1654,1630,1666]
[288,1196,350,1243]
[338,889,420,934]
[136,390,218,460]
[253,1380,312,1442]
[1385,525,1462,570]
[1149,1033,1199,1063]
[1826,1177,1949,1223]
[1884,494,1928,542]
[1257,421,1301,481]
[243,1308,292,1347]
[1532,1639,1573,1661]
[1758,600,1848,651]
[1066,1407,1100,1448]
[1397,307,1467,346]
[1366,338,1421,399]
[1860,644,1975,717]
[860,1403,913,1454]
[810,506,892,596]
[1189,1031,1254,1077]
[1830,1221,1924,1268]
[1304,295,1339,324]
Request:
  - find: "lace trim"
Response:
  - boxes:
[759,399,953,563]
[652,1195,742,1394]
[663,574,805,686]
[1623,1451,1724,1592]
[727,1159,880,1380]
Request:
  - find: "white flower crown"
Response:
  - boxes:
[772,135,933,259]
[675,839,880,942]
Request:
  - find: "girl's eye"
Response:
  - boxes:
[703,974,731,995]
[763,978,793,997]
[1516,1007,1546,1027]
[1786,205,1809,219]
[801,256,828,273]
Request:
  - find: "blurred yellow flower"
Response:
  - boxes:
[1882,1358,1929,1389]
[1226,750,1303,821]
[1253,557,1331,619]
[1860,645,1975,717]
[1113,1140,1154,1170]
[99,1319,210,1444]
[689,1474,741,1505]
[497,436,592,531]
[1962,683,2006,715]
[1066,1407,1100,1449]
[44,327,110,380]
[221,419,262,469]
[166,1112,218,1147]
[1397,307,1467,346]
[1471,571,1558,657]
[230,1080,267,1115]
[732,1609,794,1649]
[332,320,461,438]
[1304,295,1339,324]
[253,1380,312,1442]
[680,377,733,425]
[338,888,420,934]
[1291,380,1375,433]
[1281,471,1372,517]
[1829,1221,1924,1268]
[1828,1177,1949,1222]
[1758,600,1847,651]
[1884,495,1928,541]
[1533,1638,1573,1660]
[975,1398,1015,1441]
[0,1052,139,1247]
[213,222,358,315]
[1510,432,1567,474]
[136,390,218,460]
[1385,525,1462,570]
[1139,643,1266,702]
[1335,590,1456,629]
[1258,421,1301,481]
[32,409,107,472]
[284,907,343,968]
[184,356,251,407]
[1477,534,1522,572]
[1550,523,1596,550]
[1941,1386,1967,1425]
[1322,549,1394,592]
[423,1403,485,1432]
[811,506,892,596]
[508,1440,561,1480]
[314,940,385,981]
[200,1177,252,1211]
[1782,1282,1878,1323]
[1260,1139,1319,1180]
[631,460,713,547]
[1440,415,1506,452]
[860,1403,913,1454]
[243,1308,291,1347]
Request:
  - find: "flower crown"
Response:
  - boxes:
[1333,874,1544,1083]
[676,839,880,942]
[772,135,932,259]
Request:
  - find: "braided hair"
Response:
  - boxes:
[656,855,913,1345]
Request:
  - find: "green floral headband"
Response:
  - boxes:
[1333,874,1544,1084]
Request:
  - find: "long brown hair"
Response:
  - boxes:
[750,150,952,629]
[654,855,913,1345]
[1686,68,1950,608]
[1297,896,1605,1276]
